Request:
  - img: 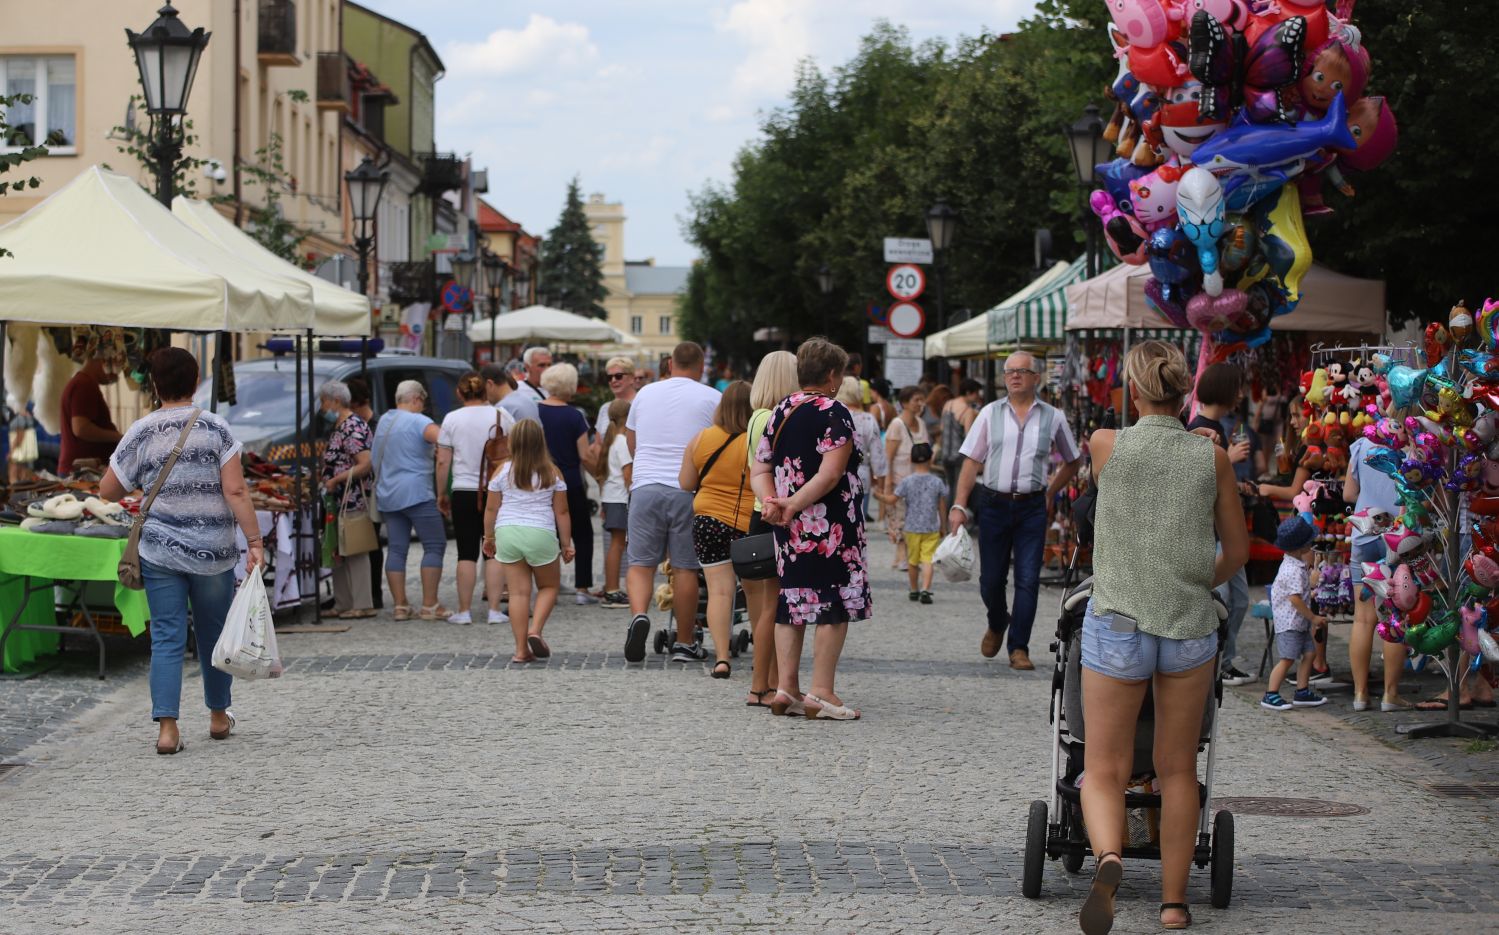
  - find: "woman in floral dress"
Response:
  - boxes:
[751,338,869,721]
[318,381,375,618]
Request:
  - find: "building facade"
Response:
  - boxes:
[582,193,688,363]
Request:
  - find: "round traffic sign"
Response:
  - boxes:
[887,301,926,338]
[440,280,473,313]
[886,264,926,301]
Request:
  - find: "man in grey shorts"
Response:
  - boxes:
[622,342,721,662]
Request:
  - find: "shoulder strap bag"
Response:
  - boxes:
[118,408,201,590]
[336,468,379,556]
[730,399,810,581]
[478,409,509,514]
[685,431,742,493]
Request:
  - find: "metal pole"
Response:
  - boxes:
[307,327,320,623]
[1120,326,1131,428]
[292,333,304,621]
[935,254,948,334]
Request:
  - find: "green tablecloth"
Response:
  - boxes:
[0,527,150,671]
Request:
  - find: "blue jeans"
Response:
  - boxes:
[975,490,1047,652]
[1215,563,1248,668]
[142,560,234,721]
[383,499,447,572]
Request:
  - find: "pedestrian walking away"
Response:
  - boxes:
[483,421,574,663]
[98,348,264,755]
[621,342,721,663]
[1076,341,1248,934]
[437,371,515,625]
[536,363,599,603]
[370,380,449,621]
[949,350,1081,670]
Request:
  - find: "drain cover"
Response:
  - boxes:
[1213,796,1369,817]
[1427,782,1499,798]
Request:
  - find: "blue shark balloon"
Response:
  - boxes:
[1175,167,1226,297]
[1191,92,1358,212]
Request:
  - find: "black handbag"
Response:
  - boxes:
[730,401,807,581]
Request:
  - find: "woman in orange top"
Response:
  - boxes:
[680,381,756,679]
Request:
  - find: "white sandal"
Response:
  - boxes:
[803,692,861,720]
[769,690,805,717]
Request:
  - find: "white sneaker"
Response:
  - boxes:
[575,591,600,605]
[446,611,472,625]
[488,609,510,625]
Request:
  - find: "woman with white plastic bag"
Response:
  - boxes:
[213,573,283,680]
[99,348,265,755]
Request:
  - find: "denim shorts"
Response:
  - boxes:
[1349,538,1384,585]
[1274,629,1317,662]
[1080,600,1220,681]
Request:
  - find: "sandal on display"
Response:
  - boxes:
[711,661,731,680]
[1160,902,1193,930]
[209,712,236,741]
[769,691,805,717]
[803,692,860,720]
[1079,852,1122,935]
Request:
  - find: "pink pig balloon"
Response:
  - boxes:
[1458,605,1484,656]
[1389,564,1418,612]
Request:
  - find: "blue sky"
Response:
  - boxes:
[356,1,1037,266]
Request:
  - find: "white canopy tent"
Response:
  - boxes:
[465,305,634,345]
[1064,262,1387,335]
[925,260,1075,359]
[173,196,370,336]
[0,165,314,333]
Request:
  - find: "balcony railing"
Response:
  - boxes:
[258,0,299,67]
[316,52,351,111]
[415,152,464,196]
[388,260,436,306]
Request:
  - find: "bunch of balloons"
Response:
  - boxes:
[1094,0,1398,346]
[1346,302,1499,662]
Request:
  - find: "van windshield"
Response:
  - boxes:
[193,370,326,428]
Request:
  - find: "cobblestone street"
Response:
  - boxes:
[2,530,1495,934]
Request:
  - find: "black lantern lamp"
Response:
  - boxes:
[126,2,210,207]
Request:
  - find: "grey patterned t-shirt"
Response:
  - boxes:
[895,472,947,535]
[110,407,243,575]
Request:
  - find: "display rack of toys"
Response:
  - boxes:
[1343,306,1499,739]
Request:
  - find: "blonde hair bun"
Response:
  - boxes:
[1123,341,1192,405]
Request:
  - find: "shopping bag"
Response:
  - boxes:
[933,525,975,583]
[212,572,284,680]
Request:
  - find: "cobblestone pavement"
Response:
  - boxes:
[1,524,1495,934]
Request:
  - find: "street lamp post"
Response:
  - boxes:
[126,3,210,208]
[816,264,834,337]
[483,251,504,363]
[925,202,958,333]
[1064,103,1114,279]
[346,156,389,378]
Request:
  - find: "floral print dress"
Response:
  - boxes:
[321,413,372,511]
[757,392,871,626]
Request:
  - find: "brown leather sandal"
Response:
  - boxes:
[1079,852,1123,935]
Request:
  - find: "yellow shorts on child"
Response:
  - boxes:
[497,525,560,565]
[905,531,941,565]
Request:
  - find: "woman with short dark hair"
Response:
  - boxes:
[100,348,264,754]
[751,338,869,720]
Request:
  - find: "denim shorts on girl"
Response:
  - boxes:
[1081,600,1219,681]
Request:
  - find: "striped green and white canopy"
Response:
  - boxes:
[987,255,1089,346]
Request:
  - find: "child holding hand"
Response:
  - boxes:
[1262,517,1329,710]
[483,421,574,664]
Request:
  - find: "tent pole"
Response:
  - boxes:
[308,327,321,624]
[1121,327,1131,428]
[292,331,304,622]
[209,332,225,414]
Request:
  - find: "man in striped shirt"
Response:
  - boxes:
[948,352,1081,669]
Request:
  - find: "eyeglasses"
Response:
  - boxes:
[1004,367,1038,376]
[607,372,630,381]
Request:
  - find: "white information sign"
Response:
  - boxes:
[885,357,925,389]
[883,237,934,264]
[885,338,925,360]
[867,325,890,344]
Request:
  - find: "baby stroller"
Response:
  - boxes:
[1022,496,1235,908]
[651,570,752,658]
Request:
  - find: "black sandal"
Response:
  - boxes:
[712,660,731,680]
[1079,852,1122,935]
[746,689,773,708]
[1160,902,1192,930]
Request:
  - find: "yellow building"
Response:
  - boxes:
[582,193,689,363]
[0,0,346,256]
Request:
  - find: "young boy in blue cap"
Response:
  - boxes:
[1263,516,1329,710]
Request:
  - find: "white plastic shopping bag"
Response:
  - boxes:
[212,572,283,679]
[933,524,975,583]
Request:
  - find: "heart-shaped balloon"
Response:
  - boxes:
[1386,365,1429,411]
[1186,289,1252,334]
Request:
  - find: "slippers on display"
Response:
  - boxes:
[84,496,129,526]
[40,493,85,521]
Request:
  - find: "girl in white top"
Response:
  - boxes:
[436,372,515,625]
[594,399,633,606]
[483,421,574,664]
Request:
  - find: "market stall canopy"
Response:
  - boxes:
[173,196,370,336]
[924,260,1077,359]
[0,165,314,333]
[465,305,631,345]
[1064,262,1386,335]
[987,255,1091,347]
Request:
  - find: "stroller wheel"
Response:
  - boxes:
[736,630,752,655]
[730,634,741,658]
[653,629,669,655]
[1062,848,1085,875]
[1022,800,1047,898]
[1210,810,1234,909]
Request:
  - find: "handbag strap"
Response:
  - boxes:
[696,431,742,484]
[735,397,812,529]
[140,408,201,519]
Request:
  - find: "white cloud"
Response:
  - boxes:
[446,14,599,78]
[598,135,675,171]
[717,0,813,98]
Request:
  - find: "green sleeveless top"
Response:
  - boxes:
[1091,415,1220,640]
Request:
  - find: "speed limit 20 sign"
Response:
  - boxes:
[886,264,926,301]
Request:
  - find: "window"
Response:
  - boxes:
[1,55,77,152]
[630,316,643,335]
[659,315,672,335]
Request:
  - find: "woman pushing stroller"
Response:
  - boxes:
[1077,342,1248,934]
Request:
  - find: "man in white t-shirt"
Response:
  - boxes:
[622,341,720,663]
[512,347,551,404]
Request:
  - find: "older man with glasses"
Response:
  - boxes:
[595,356,639,439]
[948,351,1081,669]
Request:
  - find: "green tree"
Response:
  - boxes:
[107,94,210,200]
[0,92,48,258]
[538,177,607,317]
[234,132,308,265]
